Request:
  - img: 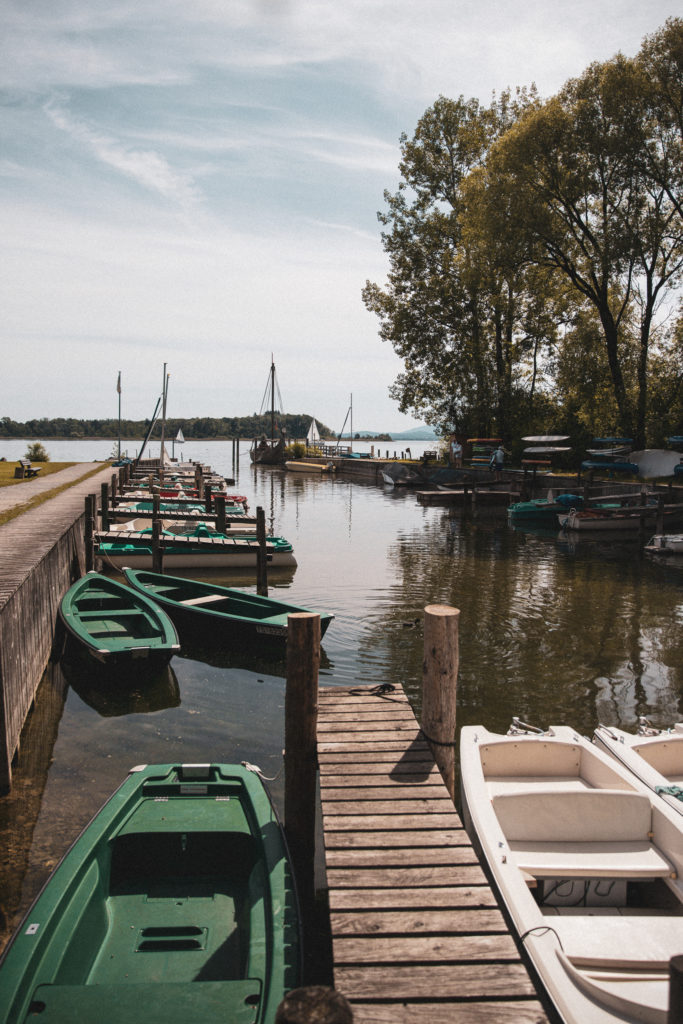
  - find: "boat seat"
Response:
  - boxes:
[180,594,226,606]
[492,788,676,879]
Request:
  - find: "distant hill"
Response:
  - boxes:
[355,426,437,441]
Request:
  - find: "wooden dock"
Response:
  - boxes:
[416,488,518,507]
[317,684,547,1023]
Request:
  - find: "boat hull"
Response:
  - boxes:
[122,568,333,645]
[0,763,300,1024]
[58,572,180,668]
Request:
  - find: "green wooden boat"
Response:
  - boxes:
[122,568,334,645]
[0,763,301,1024]
[59,572,180,668]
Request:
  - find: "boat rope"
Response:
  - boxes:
[656,784,683,802]
[418,728,457,747]
[518,925,564,951]
[242,760,282,783]
[348,682,399,699]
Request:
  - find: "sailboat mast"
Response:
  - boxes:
[350,393,353,452]
[270,355,275,439]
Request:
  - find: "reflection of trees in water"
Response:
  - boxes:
[359,511,683,736]
[0,662,68,956]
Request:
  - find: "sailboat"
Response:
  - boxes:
[306,418,321,447]
[250,357,287,465]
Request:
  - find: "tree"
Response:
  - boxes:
[489,29,683,446]
[363,92,544,440]
[25,441,49,462]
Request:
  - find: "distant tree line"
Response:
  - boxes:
[0,413,334,441]
[363,18,683,449]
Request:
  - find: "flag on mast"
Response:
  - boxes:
[116,371,121,394]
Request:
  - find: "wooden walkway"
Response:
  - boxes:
[317,684,548,1023]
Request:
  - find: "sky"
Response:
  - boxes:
[0,2,677,432]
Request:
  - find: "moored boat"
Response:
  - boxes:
[593,719,683,816]
[0,762,301,1024]
[558,503,683,532]
[460,720,683,1024]
[96,529,297,569]
[122,568,334,644]
[644,533,683,555]
[58,572,180,668]
[507,491,584,524]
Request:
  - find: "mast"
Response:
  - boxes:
[270,354,275,440]
[159,363,168,464]
[350,393,353,452]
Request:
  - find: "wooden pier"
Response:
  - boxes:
[317,684,547,1022]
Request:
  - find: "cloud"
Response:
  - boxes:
[44,100,201,209]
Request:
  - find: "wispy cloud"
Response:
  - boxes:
[44,100,201,209]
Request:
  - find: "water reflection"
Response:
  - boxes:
[1,441,682,957]
[64,661,181,718]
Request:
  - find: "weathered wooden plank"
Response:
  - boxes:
[322,813,463,830]
[322,798,455,815]
[348,1001,548,1024]
[325,846,480,868]
[326,865,488,887]
[323,829,469,849]
[328,886,500,911]
[334,963,538,1000]
[332,932,521,963]
[329,908,508,935]
[318,737,430,752]
[321,784,448,800]
[317,760,438,777]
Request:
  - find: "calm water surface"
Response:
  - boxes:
[1,438,682,948]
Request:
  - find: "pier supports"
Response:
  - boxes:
[284,612,321,950]
[422,604,460,800]
[256,507,268,596]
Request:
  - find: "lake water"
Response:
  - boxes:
[1,438,682,952]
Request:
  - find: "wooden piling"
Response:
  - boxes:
[285,611,321,946]
[84,495,95,572]
[215,494,227,534]
[422,604,460,801]
[669,955,683,1024]
[205,483,212,513]
[152,519,163,574]
[152,492,160,519]
[100,482,110,531]
[256,506,268,597]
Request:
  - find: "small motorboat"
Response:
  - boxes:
[58,572,180,668]
[0,763,301,1024]
[593,719,683,816]
[644,533,683,555]
[96,528,297,570]
[122,568,333,645]
[460,719,683,1024]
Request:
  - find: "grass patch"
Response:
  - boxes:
[0,463,112,527]
[0,461,78,487]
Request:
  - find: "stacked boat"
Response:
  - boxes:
[460,717,683,1024]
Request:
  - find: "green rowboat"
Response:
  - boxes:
[59,572,180,668]
[122,568,333,645]
[0,763,301,1024]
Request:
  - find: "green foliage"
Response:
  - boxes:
[0,414,335,442]
[25,441,49,462]
[285,442,306,459]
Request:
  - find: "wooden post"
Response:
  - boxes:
[100,482,110,531]
[285,611,321,952]
[152,492,160,519]
[84,495,95,572]
[215,493,226,534]
[422,604,460,801]
[152,519,163,574]
[111,473,117,501]
[669,955,683,1024]
[256,506,268,596]
[205,483,212,513]
[657,495,664,535]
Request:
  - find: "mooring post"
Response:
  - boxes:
[152,519,163,574]
[256,506,268,596]
[669,955,683,1023]
[84,495,95,572]
[205,483,212,513]
[285,611,321,950]
[657,495,664,535]
[422,604,460,801]
[152,491,160,519]
[215,493,226,534]
[110,473,117,502]
[100,482,110,531]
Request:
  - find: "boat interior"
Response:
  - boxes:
[480,733,683,1017]
[75,589,165,640]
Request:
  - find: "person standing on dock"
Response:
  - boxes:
[449,435,462,468]
[490,444,505,481]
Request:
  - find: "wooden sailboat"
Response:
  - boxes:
[250,358,287,465]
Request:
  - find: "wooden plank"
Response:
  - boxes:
[329,908,509,934]
[332,933,521,963]
[349,1001,548,1023]
[334,963,538,1000]
[325,865,488,887]
[324,846,480,868]
[328,887,500,911]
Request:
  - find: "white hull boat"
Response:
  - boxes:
[460,720,683,1024]
[645,534,683,555]
[593,721,683,817]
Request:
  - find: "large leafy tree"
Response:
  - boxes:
[363,91,542,440]
[489,21,683,447]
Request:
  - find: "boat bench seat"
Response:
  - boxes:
[30,981,262,1024]
[492,788,676,879]
[180,594,225,606]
